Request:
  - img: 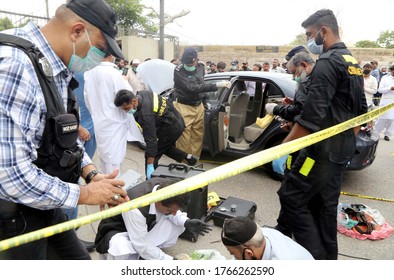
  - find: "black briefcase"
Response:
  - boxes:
[206,196,257,227]
[151,163,208,242]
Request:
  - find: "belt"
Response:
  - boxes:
[176,98,202,107]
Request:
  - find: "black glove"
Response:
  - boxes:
[184,219,212,236]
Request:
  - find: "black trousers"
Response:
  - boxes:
[276,148,346,260]
[0,203,90,260]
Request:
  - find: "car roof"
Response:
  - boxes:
[205,71,297,98]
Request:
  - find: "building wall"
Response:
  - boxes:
[117,36,394,69]
[178,45,394,69]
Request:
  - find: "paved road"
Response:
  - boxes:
[78,137,394,260]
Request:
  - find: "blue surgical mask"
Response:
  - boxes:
[305,29,324,55]
[184,64,196,72]
[128,108,136,115]
[294,76,301,83]
[68,30,106,73]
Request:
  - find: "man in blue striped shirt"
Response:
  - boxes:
[0,0,129,259]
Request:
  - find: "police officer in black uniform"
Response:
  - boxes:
[172,47,231,159]
[275,9,367,260]
[114,89,198,179]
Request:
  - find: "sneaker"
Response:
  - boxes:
[185,154,198,166]
[384,136,390,141]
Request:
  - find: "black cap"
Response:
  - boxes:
[66,0,124,59]
[221,217,257,247]
[181,47,198,64]
[285,45,308,61]
[231,60,239,66]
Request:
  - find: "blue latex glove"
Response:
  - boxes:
[146,164,155,179]
[272,155,288,175]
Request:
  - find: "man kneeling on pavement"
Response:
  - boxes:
[95,177,211,260]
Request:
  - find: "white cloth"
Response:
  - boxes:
[127,69,147,93]
[261,228,314,260]
[245,81,256,96]
[84,61,133,174]
[137,59,176,93]
[377,74,394,120]
[107,202,188,260]
[269,67,286,74]
[363,75,378,99]
[126,114,145,144]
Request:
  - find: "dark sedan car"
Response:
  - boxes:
[199,71,379,173]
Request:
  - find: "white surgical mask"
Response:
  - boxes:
[68,30,106,73]
[305,29,324,55]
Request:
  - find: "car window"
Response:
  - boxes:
[204,80,227,106]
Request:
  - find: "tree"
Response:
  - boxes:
[106,0,156,32]
[355,40,380,48]
[143,5,190,30]
[289,33,306,46]
[0,17,14,31]
[377,30,394,49]
[105,0,189,33]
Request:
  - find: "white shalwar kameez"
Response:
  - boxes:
[84,61,133,174]
[104,202,187,260]
[375,74,394,138]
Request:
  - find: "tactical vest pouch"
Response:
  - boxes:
[52,114,79,149]
[35,113,82,183]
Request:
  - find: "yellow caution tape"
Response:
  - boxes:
[1,103,394,252]
[340,191,394,203]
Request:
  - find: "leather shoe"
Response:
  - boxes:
[384,136,390,141]
[80,239,96,253]
[185,154,198,166]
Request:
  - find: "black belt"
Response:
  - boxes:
[176,98,201,107]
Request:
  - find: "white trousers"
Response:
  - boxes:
[104,218,184,260]
[375,118,394,137]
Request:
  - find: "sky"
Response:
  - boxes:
[2,0,394,46]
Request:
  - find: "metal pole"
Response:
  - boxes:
[45,0,49,20]
[159,0,164,59]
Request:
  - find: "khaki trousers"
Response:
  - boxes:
[174,101,204,157]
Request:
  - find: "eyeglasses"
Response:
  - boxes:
[221,218,244,246]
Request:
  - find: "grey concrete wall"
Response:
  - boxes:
[178,45,394,69]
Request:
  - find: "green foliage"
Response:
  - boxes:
[289,33,306,46]
[0,17,14,31]
[377,30,394,49]
[355,40,380,48]
[106,0,157,32]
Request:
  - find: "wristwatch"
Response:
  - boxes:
[85,169,101,184]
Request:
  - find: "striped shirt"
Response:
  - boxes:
[0,22,91,209]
